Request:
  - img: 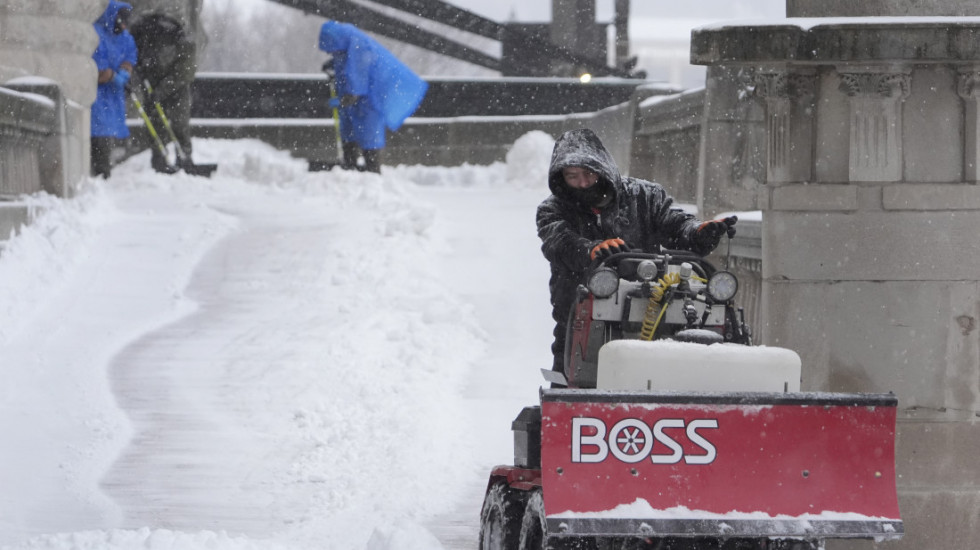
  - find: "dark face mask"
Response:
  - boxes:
[569,178,613,208]
[114,9,130,34]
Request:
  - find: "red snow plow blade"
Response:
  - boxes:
[540,389,903,541]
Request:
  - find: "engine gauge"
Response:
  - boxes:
[636,259,659,281]
[587,267,620,298]
[707,271,738,302]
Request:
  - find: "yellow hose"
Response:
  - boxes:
[640,272,680,341]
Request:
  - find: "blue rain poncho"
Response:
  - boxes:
[318,21,428,149]
[91,0,138,138]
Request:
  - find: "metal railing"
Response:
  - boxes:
[0,86,56,199]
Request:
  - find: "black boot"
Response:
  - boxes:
[91,137,113,179]
[341,142,360,170]
[362,148,381,173]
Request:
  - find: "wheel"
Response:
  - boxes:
[479,483,527,550]
[519,489,603,549]
[518,490,547,550]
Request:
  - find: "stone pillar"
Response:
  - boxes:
[0,0,104,196]
[753,68,815,183]
[838,68,910,182]
[550,0,597,75]
[613,0,630,69]
[550,0,595,55]
[691,16,980,550]
[958,67,980,181]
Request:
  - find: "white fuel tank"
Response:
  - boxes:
[596,339,802,392]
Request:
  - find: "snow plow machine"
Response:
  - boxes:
[479,248,903,550]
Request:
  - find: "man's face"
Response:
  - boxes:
[114,9,130,34]
[562,166,598,189]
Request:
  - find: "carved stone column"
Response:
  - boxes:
[754,69,816,183]
[0,0,103,197]
[838,68,911,182]
[958,68,980,181]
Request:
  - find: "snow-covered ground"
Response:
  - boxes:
[0,133,559,550]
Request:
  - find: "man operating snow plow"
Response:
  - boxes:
[478,249,904,550]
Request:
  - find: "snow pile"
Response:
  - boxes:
[5,529,290,550]
[505,130,556,189]
[0,187,112,344]
[384,130,553,191]
[365,521,444,550]
[0,136,553,550]
[385,160,506,188]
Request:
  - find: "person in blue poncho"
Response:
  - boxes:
[318,21,428,173]
[91,0,138,178]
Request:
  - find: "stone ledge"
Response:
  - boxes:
[692,18,980,65]
[884,183,980,210]
[770,184,859,211]
[788,0,980,17]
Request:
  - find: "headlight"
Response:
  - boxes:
[587,267,619,298]
[707,271,738,302]
[635,259,659,281]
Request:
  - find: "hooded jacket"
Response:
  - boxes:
[536,129,709,326]
[318,21,428,149]
[91,0,138,138]
[130,13,196,102]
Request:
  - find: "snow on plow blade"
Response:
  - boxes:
[540,389,903,541]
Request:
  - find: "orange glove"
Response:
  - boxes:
[590,238,629,260]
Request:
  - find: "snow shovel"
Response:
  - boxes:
[142,80,217,178]
[308,61,347,172]
[129,88,179,174]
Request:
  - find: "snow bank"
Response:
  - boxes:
[0,129,566,550]
[505,130,556,189]
[5,529,289,550]
[0,187,113,345]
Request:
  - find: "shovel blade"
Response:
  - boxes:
[181,163,217,178]
[308,160,346,172]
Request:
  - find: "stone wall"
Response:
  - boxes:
[630,87,704,206]
[184,102,639,173]
[693,17,980,550]
[0,0,104,199]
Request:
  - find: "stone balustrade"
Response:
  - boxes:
[0,86,54,197]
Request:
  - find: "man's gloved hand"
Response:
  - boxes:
[340,94,360,108]
[694,215,738,250]
[327,97,341,110]
[111,69,131,89]
[590,238,630,261]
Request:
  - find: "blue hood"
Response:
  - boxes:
[95,0,132,35]
[318,20,351,53]
[317,20,427,135]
